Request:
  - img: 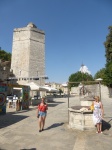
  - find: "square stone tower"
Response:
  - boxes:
[11,23,45,85]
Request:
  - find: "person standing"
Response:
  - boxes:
[37,98,48,132]
[92,96,104,133]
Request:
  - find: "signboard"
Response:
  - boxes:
[0,84,7,114]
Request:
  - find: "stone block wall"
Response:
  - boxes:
[71,84,112,99]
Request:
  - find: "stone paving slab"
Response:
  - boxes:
[0,96,112,150]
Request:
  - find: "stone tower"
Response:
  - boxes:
[11,23,45,85]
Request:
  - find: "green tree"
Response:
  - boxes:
[59,89,63,95]
[104,26,112,63]
[0,50,11,61]
[94,68,106,79]
[103,62,112,87]
[103,26,112,87]
[68,71,94,88]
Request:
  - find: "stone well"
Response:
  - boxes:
[68,105,95,131]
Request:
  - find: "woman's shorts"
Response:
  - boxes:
[39,111,47,117]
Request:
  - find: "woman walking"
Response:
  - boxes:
[37,98,48,132]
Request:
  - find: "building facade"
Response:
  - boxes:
[0,60,11,83]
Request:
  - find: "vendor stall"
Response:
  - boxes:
[0,83,30,114]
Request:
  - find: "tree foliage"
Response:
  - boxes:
[94,68,106,79]
[103,62,112,87]
[68,71,94,88]
[103,26,112,87]
[0,50,11,61]
[59,89,63,95]
[104,26,112,63]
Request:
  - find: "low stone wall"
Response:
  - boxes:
[80,97,94,106]
[71,85,112,98]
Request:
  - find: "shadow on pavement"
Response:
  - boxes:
[0,112,28,129]
[108,118,112,123]
[20,148,36,150]
[47,101,65,107]
[45,122,64,130]
[102,120,111,131]
[14,107,37,114]
[31,101,65,107]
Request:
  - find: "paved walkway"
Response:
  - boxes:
[0,96,112,150]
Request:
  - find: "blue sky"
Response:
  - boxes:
[0,0,112,83]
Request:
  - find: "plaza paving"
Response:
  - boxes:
[0,96,112,150]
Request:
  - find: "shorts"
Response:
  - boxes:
[39,111,47,117]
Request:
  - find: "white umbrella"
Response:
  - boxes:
[25,82,40,91]
[62,83,68,87]
[25,82,58,92]
[40,86,59,92]
[95,78,103,81]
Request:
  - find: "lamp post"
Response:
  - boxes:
[79,82,84,98]
[67,82,70,123]
[95,78,103,101]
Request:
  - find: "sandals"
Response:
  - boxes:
[39,129,44,132]
[96,131,103,134]
[100,131,103,133]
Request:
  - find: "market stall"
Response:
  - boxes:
[0,83,30,114]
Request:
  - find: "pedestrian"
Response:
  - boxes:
[37,97,48,132]
[90,96,104,133]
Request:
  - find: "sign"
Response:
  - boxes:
[0,85,7,114]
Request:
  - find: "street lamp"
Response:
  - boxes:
[95,78,103,101]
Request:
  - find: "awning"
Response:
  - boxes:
[25,82,40,91]
[24,82,58,92]
[40,86,59,92]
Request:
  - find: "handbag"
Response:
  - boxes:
[90,104,94,111]
[37,114,40,118]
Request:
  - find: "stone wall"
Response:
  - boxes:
[71,84,112,98]
[101,85,112,98]
[0,61,11,82]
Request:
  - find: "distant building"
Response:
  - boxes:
[79,64,91,74]
[46,82,68,95]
